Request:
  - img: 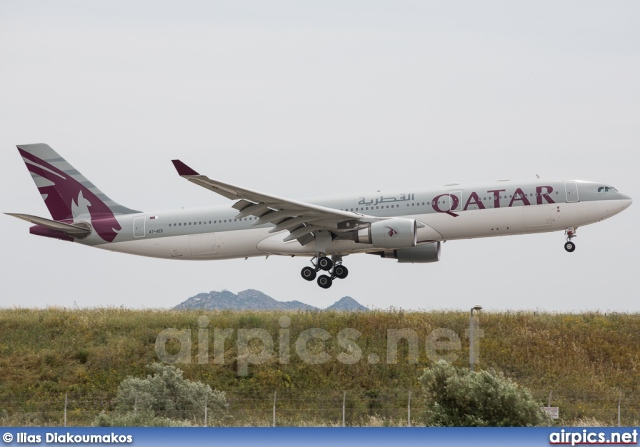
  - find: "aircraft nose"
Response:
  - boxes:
[617,194,632,212]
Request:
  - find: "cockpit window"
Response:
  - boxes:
[598,186,618,193]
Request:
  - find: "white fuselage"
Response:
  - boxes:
[84,178,631,261]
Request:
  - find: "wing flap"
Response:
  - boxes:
[283,225,320,242]
[269,216,320,233]
[254,209,309,226]
[236,203,270,219]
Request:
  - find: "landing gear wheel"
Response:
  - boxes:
[301,266,317,281]
[564,241,576,253]
[334,265,349,279]
[317,275,333,289]
[318,256,333,271]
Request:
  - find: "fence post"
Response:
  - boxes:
[342,391,346,427]
[64,394,68,427]
[548,391,552,408]
[204,394,208,427]
[618,391,622,427]
[272,391,277,427]
[408,391,411,427]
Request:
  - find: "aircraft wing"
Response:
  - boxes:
[171,160,372,245]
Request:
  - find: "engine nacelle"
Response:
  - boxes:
[376,242,441,263]
[355,218,417,249]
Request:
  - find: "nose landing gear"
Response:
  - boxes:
[300,254,349,289]
[564,227,577,252]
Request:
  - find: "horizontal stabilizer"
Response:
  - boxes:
[5,213,91,237]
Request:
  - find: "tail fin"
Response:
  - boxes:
[16,144,140,242]
[17,143,140,220]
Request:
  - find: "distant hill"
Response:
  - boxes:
[174,289,368,311]
[326,296,369,312]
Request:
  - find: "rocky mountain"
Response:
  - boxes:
[325,296,369,312]
[174,289,368,311]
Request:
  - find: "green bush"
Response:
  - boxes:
[114,363,228,425]
[420,361,548,426]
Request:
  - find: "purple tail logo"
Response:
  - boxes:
[385,226,398,237]
[19,149,122,242]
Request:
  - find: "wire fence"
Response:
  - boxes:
[2,389,640,427]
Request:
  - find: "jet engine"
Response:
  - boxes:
[355,218,416,249]
[373,242,441,263]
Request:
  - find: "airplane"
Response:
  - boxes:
[7,144,632,289]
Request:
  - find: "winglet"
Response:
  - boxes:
[172,160,200,176]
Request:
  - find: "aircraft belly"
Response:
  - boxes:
[547,200,627,229]
[257,232,371,256]
[96,230,266,260]
[215,228,270,259]
[99,235,192,259]
[523,205,552,227]
[425,207,526,239]
[579,199,629,224]
[188,233,218,255]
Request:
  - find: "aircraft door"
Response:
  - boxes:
[565,183,579,203]
[133,217,146,238]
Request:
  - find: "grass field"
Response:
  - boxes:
[0,308,639,426]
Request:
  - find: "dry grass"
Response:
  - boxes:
[0,308,639,426]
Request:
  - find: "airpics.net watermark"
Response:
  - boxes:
[155,316,484,376]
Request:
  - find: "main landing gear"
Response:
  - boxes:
[564,227,577,253]
[300,255,349,289]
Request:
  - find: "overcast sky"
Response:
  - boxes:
[1,1,638,312]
